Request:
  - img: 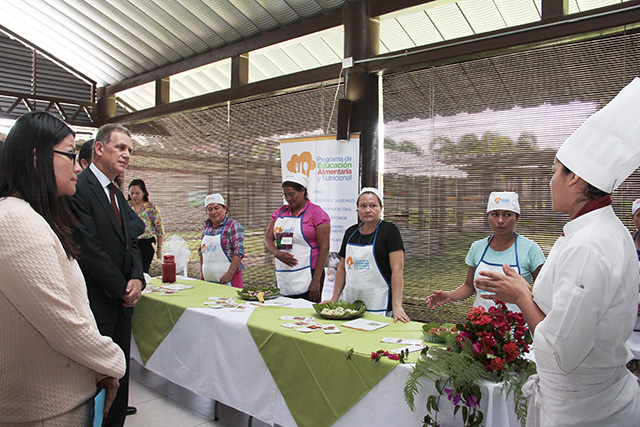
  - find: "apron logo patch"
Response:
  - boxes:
[347,256,370,270]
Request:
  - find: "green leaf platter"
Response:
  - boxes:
[312,300,367,320]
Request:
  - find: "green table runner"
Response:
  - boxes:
[132,279,239,363]
[246,307,426,427]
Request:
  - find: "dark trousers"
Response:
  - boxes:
[101,310,132,427]
[138,237,156,274]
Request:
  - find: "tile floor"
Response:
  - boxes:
[126,360,272,427]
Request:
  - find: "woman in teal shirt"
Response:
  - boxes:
[426,191,545,312]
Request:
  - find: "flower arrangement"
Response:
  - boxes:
[405,301,536,427]
[370,348,410,363]
[345,347,410,363]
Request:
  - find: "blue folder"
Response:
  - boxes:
[91,389,106,427]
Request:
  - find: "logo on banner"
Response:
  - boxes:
[287,151,316,177]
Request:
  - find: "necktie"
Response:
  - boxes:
[107,183,123,227]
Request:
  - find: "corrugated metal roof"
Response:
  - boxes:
[0,0,630,114]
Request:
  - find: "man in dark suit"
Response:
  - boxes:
[68,124,145,427]
[77,137,145,239]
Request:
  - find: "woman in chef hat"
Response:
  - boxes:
[475,78,640,426]
[426,191,545,313]
[199,193,246,288]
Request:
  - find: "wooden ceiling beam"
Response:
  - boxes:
[103,0,438,97]
[104,11,344,96]
[104,63,343,125]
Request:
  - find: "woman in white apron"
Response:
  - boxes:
[326,188,410,323]
[625,199,640,376]
[475,79,640,426]
[264,173,330,302]
[199,193,245,288]
[426,191,545,311]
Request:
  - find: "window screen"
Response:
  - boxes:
[383,31,640,322]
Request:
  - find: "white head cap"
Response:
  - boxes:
[633,199,640,216]
[204,193,225,207]
[486,191,520,214]
[556,78,640,193]
[283,172,309,189]
[358,187,383,205]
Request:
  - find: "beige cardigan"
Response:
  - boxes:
[0,197,126,423]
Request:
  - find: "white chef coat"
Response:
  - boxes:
[527,206,640,426]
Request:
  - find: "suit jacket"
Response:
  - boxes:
[67,167,144,334]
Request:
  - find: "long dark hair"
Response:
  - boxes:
[0,112,78,258]
[128,178,149,202]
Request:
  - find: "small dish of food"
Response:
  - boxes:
[312,300,367,320]
[237,286,280,301]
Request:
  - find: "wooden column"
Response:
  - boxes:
[96,86,116,125]
[542,0,568,20]
[231,54,249,88]
[156,77,170,105]
[343,1,380,188]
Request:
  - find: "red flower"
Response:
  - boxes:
[472,314,492,326]
[491,314,510,333]
[487,357,504,371]
[467,306,486,321]
[478,331,497,347]
[388,354,400,360]
[503,342,519,363]
[472,342,486,355]
[371,352,380,360]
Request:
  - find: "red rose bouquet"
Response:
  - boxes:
[405,301,536,427]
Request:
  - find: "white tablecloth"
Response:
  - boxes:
[131,295,521,426]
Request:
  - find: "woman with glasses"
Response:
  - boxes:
[264,173,330,302]
[0,112,125,425]
[325,187,410,323]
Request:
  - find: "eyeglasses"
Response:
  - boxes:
[53,149,77,164]
[283,192,298,199]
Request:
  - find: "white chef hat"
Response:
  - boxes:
[358,187,384,205]
[556,78,640,193]
[632,199,640,216]
[204,193,225,207]
[283,172,309,189]
[486,191,520,214]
